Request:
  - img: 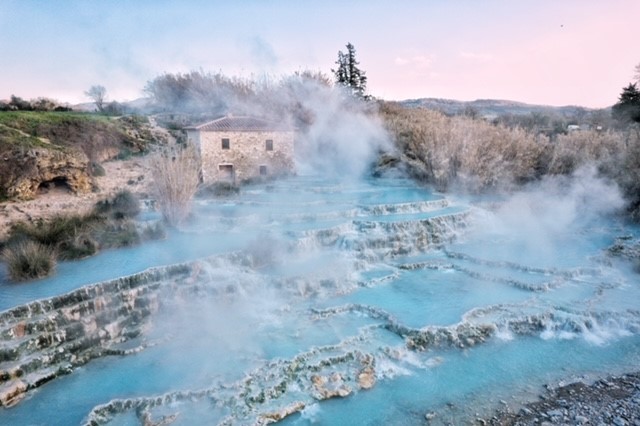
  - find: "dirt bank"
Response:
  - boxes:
[0,158,153,239]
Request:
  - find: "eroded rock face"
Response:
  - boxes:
[0,379,27,407]
[357,367,376,390]
[311,373,352,400]
[258,401,306,425]
[2,147,92,200]
[357,353,376,390]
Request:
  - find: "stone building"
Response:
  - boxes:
[185,115,295,183]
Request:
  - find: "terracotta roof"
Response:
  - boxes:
[187,115,293,132]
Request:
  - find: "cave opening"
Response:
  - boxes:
[38,176,72,194]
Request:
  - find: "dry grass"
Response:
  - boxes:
[2,240,56,281]
[148,144,200,227]
[380,103,640,218]
[548,130,626,175]
[381,104,546,191]
[7,213,102,260]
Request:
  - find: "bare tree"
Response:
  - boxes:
[85,85,107,112]
[634,62,640,84]
[148,145,200,227]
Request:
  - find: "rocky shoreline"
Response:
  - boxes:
[484,372,640,426]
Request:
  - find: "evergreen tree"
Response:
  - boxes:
[332,43,368,99]
[612,83,640,125]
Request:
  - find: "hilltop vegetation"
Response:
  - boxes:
[0,111,152,160]
[0,111,157,200]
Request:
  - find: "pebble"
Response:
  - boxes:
[575,415,589,424]
[483,372,640,426]
[547,409,563,418]
[614,417,627,426]
[519,407,533,416]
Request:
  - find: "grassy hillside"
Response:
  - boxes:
[0,111,152,161]
[0,111,158,200]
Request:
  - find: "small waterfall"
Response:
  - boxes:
[1,176,638,425]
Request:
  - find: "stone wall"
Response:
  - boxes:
[189,130,295,183]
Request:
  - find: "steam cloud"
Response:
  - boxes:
[468,165,625,263]
[286,84,392,179]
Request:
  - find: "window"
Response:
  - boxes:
[259,165,267,176]
[221,138,230,149]
[265,139,273,151]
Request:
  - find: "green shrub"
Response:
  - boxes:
[2,240,56,281]
[141,222,166,241]
[117,147,132,160]
[6,213,103,260]
[8,214,99,247]
[56,234,99,260]
[95,190,140,219]
[90,162,106,177]
[97,220,141,248]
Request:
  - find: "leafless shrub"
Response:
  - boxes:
[381,104,547,191]
[548,130,625,175]
[616,129,640,220]
[148,144,200,227]
[381,103,640,220]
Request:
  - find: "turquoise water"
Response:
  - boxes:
[1,175,639,425]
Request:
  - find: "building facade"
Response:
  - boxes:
[185,115,295,183]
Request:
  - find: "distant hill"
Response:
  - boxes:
[399,98,608,119]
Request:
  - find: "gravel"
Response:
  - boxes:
[485,372,640,426]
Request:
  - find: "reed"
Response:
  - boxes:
[148,144,200,226]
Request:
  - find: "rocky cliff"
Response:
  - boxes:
[1,145,92,199]
[0,112,157,200]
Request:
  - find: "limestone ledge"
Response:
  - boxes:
[0,262,194,408]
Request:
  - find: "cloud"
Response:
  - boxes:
[394,54,435,69]
[459,51,493,63]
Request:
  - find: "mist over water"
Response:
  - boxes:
[2,165,639,425]
[466,166,627,265]
[2,82,640,425]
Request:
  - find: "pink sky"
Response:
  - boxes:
[0,1,638,108]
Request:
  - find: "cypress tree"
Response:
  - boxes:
[332,43,368,99]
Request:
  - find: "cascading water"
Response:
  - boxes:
[0,175,639,425]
